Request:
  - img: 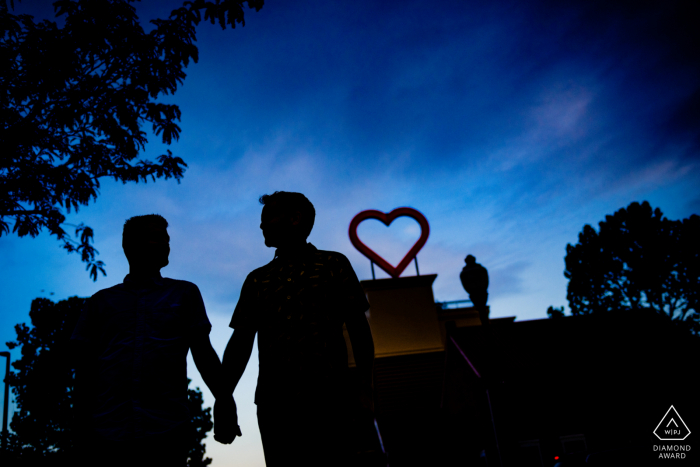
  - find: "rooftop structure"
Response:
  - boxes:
[346,274,698,467]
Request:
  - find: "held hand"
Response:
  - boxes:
[213,396,242,444]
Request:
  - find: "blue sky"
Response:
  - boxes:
[2,0,699,465]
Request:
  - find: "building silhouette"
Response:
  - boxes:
[346,274,698,467]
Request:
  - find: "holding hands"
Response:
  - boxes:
[214,395,242,444]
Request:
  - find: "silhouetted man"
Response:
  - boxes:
[460,254,490,325]
[71,214,235,467]
[220,191,375,466]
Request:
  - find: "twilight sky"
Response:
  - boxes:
[2,1,699,465]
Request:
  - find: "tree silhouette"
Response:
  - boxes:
[0,0,263,280]
[564,201,699,333]
[5,296,214,466]
[187,379,214,467]
[546,305,565,319]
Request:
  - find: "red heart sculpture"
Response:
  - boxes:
[349,207,430,278]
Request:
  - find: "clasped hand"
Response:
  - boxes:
[214,396,242,444]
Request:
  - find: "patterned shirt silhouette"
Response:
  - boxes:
[71,274,211,440]
[230,243,369,405]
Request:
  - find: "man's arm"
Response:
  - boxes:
[190,334,243,444]
[345,310,375,413]
[190,334,227,399]
[221,327,257,395]
[207,327,256,445]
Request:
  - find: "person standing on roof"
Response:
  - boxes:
[460,254,490,326]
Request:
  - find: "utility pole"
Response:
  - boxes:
[0,351,10,454]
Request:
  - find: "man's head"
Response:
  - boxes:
[465,254,476,266]
[122,214,170,270]
[259,191,315,248]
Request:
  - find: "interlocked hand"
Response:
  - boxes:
[214,396,242,444]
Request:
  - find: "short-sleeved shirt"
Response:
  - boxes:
[230,243,369,406]
[71,273,212,441]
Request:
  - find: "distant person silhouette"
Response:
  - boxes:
[460,254,490,325]
[220,192,375,467]
[71,214,236,467]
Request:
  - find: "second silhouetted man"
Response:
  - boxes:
[220,191,375,466]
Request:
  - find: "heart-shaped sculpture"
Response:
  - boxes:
[349,207,430,278]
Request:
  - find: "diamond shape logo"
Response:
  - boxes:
[654,406,691,441]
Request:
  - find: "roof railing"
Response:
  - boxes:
[436,299,473,310]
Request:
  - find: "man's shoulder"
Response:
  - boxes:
[246,261,277,280]
[161,278,205,298]
[90,283,124,301]
[162,277,199,288]
[245,248,351,277]
[311,248,350,265]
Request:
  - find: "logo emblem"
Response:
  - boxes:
[349,207,430,278]
[654,406,691,441]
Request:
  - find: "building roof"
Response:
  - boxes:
[444,309,699,447]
